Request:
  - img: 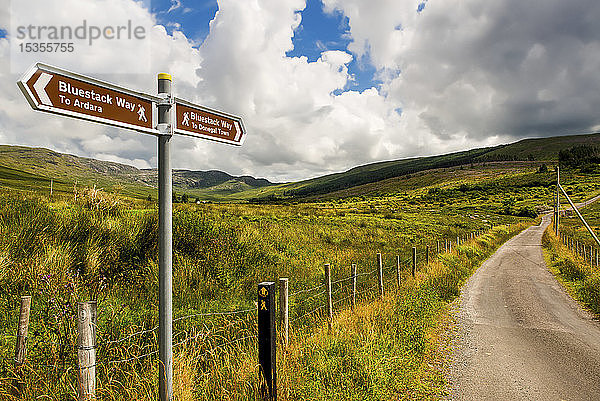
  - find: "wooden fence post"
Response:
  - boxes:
[351,264,357,310]
[77,301,97,401]
[14,296,32,366]
[412,247,417,277]
[437,240,440,255]
[449,241,452,253]
[377,253,384,299]
[426,246,430,265]
[396,256,401,288]
[12,295,32,397]
[457,236,460,246]
[258,282,277,400]
[325,264,333,330]
[278,278,288,348]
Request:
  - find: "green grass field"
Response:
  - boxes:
[0,140,599,399]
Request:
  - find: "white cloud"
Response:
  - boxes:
[326,0,600,145]
[1,0,600,183]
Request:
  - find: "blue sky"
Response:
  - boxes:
[153,0,218,45]
[153,0,380,93]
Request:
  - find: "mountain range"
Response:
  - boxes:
[0,132,598,201]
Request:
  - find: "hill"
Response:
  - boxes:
[247,133,600,201]
[1,132,599,202]
[0,145,274,200]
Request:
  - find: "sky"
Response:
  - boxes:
[1,0,600,182]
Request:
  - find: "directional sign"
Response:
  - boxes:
[18,63,158,135]
[174,98,246,146]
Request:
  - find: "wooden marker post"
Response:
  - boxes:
[278,278,289,348]
[377,253,384,298]
[351,264,357,310]
[258,282,277,400]
[77,301,97,401]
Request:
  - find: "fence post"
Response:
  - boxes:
[12,295,32,397]
[351,264,357,310]
[457,236,460,246]
[449,241,452,253]
[412,247,417,277]
[396,256,401,288]
[325,264,333,330]
[278,278,288,348]
[377,253,384,299]
[77,301,97,401]
[437,240,440,255]
[426,246,430,265]
[258,282,277,400]
[14,296,32,366]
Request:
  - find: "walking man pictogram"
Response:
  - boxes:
[137,104,147,122]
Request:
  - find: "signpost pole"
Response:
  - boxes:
[157,73,173,401]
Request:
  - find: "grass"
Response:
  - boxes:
[0,184,530,399]
[542,225,600,316]
[2,162,599,399]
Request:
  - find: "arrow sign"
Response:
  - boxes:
[18,63,158,135]
[174,98,246,146]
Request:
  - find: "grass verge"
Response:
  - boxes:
[542,227,600,316]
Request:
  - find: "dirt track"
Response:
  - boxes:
[448,214,600,400]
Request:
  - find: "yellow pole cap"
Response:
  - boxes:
[158,73,172,81]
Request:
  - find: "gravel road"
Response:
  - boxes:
[447,214,600,400]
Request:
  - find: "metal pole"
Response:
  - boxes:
[158,73,173,401]
[558,184,600,248]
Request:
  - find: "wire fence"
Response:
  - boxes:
[3,228,491,398]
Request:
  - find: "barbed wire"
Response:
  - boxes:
[330,275,355,287]
[293,289,326,308]
[289,283,326,298]
[332,294,352,307]
[173,307,255,323]
[100,325,158,346]
[109,349,158,365]
[290,304,326,324]
[197,334,258,358]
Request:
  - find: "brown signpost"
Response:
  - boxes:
[175,98,245,146]
[18,63,247,401]
[18,63,158,135]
